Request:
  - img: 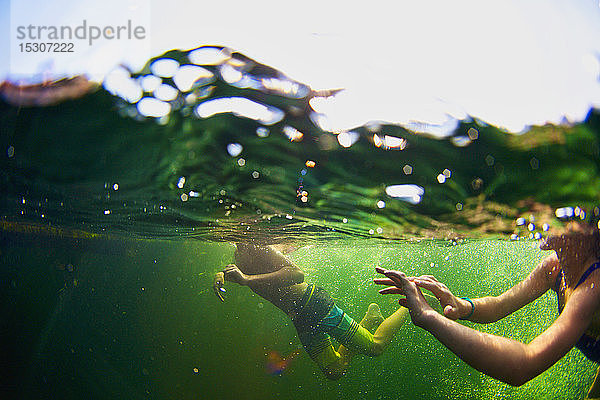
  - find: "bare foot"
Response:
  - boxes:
[360,303,384,332]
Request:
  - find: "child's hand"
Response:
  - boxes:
[223,264,249,286]
[213,271,226,302]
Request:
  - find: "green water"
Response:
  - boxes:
[1,45,599,399]
[1,233,595,399]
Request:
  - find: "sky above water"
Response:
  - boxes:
[1,0,600,132]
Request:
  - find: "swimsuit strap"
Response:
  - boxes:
[556,262,600,313]
[554,268,565,292]
[556,268,566,313]
[575,261,600,289]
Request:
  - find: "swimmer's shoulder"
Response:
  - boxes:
[234,243,298,275]
[539,253,561,290]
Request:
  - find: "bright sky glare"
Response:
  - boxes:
[2,0,600,133]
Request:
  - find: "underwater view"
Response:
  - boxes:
[2,2,600,399]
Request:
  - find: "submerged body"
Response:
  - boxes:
[214,243,408,380]
[221,243,308,316]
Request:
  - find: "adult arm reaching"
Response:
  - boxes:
[375,265,600,386]
[376,255,560,323]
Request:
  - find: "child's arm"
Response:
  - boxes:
[222,263,304,289]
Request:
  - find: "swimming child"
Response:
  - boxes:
[213,242,408,380]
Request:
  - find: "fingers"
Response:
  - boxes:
[213,283,225,302]
[213,287,225,302]
[379,270,412,295]
[381,270,411,289]
[373,278,396,286]
[376,268,441,283]
[419,275,440,283]
[412,279,445,294]
[375,268,442,302]
[375,268,418,294]
[375,267,407,279]
[375,268,406,295]
[223,264,238,272]
[378,287,403,295]
[374,276,419,286]
[375,267,417,282]
[214,271,225,285]
[413,276,451,297]
[223,264,240,280]
[415,275,444,286]
[443,304,460,320]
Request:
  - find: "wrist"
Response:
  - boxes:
[459,297,475,320]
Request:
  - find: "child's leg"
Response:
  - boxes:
[335,304,382,365]
[335,304,408,364]
[371,306,409,353]
[301,305,383,379]
[303,304,408,378]
[301,332,346,380]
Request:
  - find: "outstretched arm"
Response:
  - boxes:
[375,254,560,323]
[222,263,304,289]
[376,267,600,386]
[465,254,560,323]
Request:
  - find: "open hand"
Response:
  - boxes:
[407,275,468,320]
[374,267,470,320]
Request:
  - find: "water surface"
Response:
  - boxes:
[1,46,599,399]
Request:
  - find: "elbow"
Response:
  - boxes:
[503,375,530,387]
[493,368,529,387]
[499,360,538,387]
[509,368,539,387]
[293,268,305,284]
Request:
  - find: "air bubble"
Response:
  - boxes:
[227,143,243,157]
